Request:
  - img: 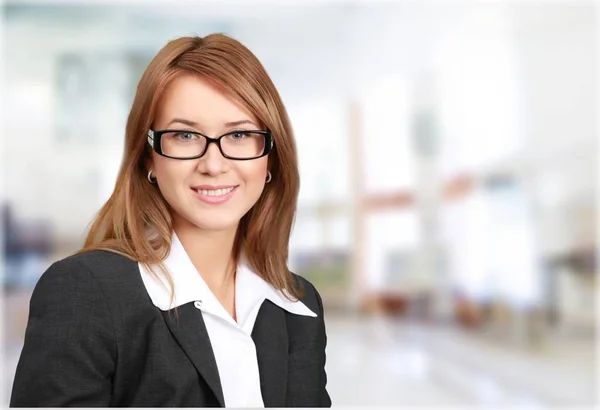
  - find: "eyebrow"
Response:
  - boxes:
[166,118,257,129]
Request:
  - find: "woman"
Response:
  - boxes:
[10,34,331,408]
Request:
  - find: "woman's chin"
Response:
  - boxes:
[191,217,240,233]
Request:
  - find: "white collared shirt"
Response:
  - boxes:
[138,232,316,408]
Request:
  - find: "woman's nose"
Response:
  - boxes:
[196,142,229,175]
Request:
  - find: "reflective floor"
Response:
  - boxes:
[324,316,596,407]
[3,313,597,407]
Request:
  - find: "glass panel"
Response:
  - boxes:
[365,209,421,291]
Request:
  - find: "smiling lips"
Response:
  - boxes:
[191,185,238,204]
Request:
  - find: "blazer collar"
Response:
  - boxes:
[160,304,226,406]
[251,299,289,407]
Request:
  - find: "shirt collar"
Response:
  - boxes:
[139,232,317,319]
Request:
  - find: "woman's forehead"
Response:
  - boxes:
[155,74,260,130]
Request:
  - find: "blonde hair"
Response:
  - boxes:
[78,34,302,305]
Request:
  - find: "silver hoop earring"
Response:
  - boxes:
[266,171,272,183]
[147,170,157,184]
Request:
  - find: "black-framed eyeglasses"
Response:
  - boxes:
[147,129,274,160]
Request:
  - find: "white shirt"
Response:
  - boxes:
[138,232,317,408]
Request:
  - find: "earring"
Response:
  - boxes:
[147,170,157,184]
[266,171,272,183]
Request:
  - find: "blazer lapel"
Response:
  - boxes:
[252,300,289,407]
[161,303,225,407]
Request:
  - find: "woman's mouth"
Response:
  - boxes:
[191,186,238,204]
[193,187,235,196]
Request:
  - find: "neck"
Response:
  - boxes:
[173,219,239,297]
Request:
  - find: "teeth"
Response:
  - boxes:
[196,187,234,196]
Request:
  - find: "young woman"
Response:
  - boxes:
[10,34,331,408]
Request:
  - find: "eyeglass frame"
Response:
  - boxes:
[147,128,274,160]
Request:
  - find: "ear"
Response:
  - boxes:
[266,152,274,171]
[145,157,152,170]
[143,143,154,167]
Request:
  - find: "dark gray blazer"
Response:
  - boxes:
[10,250,331,407]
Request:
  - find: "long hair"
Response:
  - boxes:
[78,34,302,306]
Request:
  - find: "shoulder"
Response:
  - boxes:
[285,273,328,352]
[55,249,138,275]
[32,250,139,304]
[290,273,324,317]
[44,249,137,280]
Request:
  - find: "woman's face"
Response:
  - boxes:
[150,74,269,233]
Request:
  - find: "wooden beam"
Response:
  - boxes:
[362,191,415,210]
[443,174,476,201]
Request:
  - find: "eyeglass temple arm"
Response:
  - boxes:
[147,130,155,148]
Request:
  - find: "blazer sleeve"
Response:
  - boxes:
[313,283,332,407]
[10,258,116,407]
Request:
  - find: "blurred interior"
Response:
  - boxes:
[1,0,597,407]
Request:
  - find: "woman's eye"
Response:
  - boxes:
[231,132,248,139]
[176,132,196,140]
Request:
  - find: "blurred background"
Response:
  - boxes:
[1,0,597,407]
